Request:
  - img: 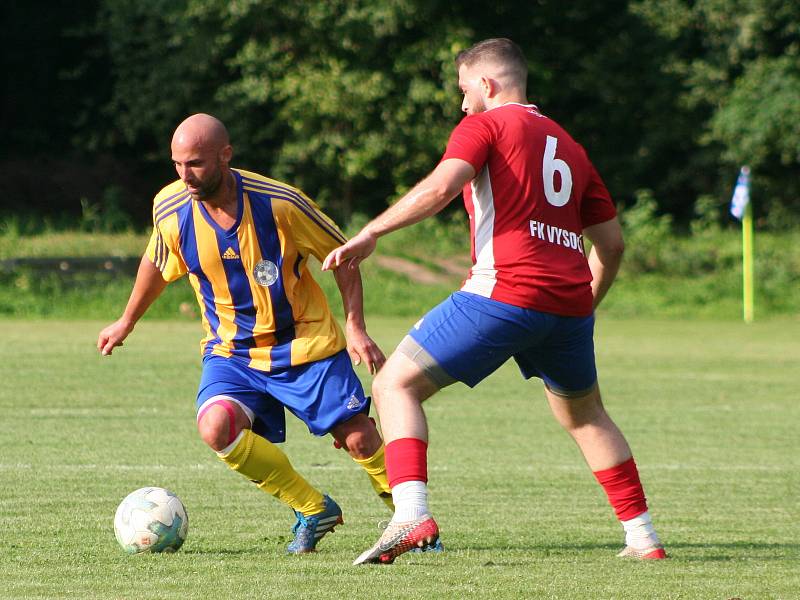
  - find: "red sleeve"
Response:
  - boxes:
[440,114,494,173]
[580,162,617,227]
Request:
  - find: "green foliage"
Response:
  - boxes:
[61,0,714,224]
[1,318,799,598]
[79,186,136,233]
[83,0,473,221]
[633,0,800,216]
[6,0,800,228]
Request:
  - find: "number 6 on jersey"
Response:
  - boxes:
[543,135,573,207]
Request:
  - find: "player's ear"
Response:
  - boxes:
[480,76,495,98]
[220,144,233,164]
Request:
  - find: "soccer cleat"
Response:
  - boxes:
[409,537,445,553]
[353,515,439,565]
[286,495,344,554]
[616,544,667,560]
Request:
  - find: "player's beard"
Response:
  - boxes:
[188,167,223,201]
[473,97,488,114]
[465,96,487,115]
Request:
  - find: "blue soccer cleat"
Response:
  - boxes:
[409,537,444,553]
[286,495,344,554]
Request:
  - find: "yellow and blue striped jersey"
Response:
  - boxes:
[145,168,348,371]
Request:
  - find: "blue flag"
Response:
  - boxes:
[730,166,751,221]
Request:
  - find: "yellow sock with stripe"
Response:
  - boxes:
[352,444,394,510]
[217,429,325,516]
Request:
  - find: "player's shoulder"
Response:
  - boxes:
[237,168,315,215]
[153,180,187,204]
[237,168,301,197]
[152,180,191,221]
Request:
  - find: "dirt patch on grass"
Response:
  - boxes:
[374,255,470,286]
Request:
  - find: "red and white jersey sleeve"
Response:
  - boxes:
[441,103,616,317]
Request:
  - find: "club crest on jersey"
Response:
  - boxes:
[346,395,362,410]
[253,259,279,286]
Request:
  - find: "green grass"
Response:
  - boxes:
[1,317,798,599]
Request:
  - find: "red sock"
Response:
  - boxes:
[385,438,428,487]
[593,457,648,521]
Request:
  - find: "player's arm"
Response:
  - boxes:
[321,158,475,271]
[583,217,625,310]
[97,256,168,356]
[332,263,386,375]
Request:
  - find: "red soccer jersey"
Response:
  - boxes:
[441,103,616,316]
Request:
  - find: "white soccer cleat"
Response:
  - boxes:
[616,543,667,560]
[353,515,439,565]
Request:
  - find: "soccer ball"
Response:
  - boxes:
[114,487,189,554]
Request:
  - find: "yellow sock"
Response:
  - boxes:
[352,444,394,510]
[218,429,325,515]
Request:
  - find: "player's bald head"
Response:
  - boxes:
[455,38,528,92]
[171,113,230,153]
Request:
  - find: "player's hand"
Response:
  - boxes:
[321,230,377,271]
[97,319,134,356]
[344,322,386,375]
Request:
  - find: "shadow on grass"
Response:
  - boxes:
[461,541,799,563]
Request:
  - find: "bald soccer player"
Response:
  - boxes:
[98,113,392,555]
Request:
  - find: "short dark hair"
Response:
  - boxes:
[455,38,527,88]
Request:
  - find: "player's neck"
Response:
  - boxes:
[487,92,528,110]
[203,171,237,210]
[201,171,238,226]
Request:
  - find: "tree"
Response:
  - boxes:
[87,0,697,222]
[633,0,800,223]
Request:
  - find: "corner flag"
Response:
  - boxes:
[730,166,754,322]
[730,166,750,220]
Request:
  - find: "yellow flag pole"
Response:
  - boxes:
[742,198,754,323]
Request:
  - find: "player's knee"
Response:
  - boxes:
[372,367,402,404]
[559,398,607,430]
[197,401,242,452]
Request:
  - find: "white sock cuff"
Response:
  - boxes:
[621,510,652,528]
[217,430,246,456]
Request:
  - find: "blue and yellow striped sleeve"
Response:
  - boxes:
[144,182,190,282]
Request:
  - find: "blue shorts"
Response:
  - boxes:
[405,292,597,395]
[196,350,370,443]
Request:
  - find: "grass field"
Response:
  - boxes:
[1,317,798,599]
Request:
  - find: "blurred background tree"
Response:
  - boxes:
[1,0,797,228]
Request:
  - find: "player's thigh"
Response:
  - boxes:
[407,292,542,388]
[196,355,287,443]
[515,314,597,397]
[373,345,441,402]
[268,350,370,436]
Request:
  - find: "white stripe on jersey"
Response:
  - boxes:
[462,166,497,298]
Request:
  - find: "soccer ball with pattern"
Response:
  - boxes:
[114,487,189,554]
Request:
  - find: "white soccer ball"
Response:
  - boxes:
[114,487,189,554]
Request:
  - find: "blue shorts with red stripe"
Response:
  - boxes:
[196,349,369,443]
[407,291,597,395]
